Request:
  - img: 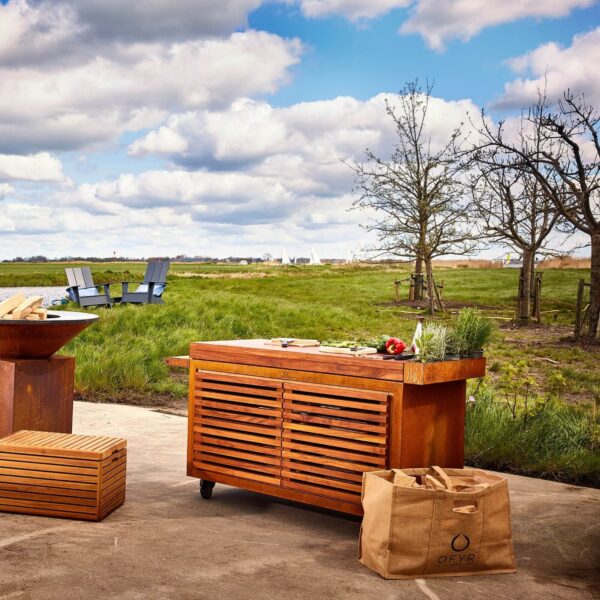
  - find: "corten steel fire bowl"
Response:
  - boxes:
[0,310,98,360]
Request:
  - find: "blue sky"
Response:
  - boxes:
[0,0,598,259]
[251,3,597,107]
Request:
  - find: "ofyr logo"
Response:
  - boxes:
[436,533,477,567]
[451,533,470,552]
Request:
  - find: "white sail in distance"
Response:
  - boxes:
[309,248,321,265]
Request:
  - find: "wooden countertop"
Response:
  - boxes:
[188,339,485,384]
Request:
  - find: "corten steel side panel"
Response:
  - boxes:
[5,356,75,435]
[0,361,16,437]
[399,380,466,468]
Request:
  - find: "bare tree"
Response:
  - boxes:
[470,106,561,322]
[351,81,477,313]
[476,90,600,338]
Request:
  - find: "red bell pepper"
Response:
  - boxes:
[385,337,406,355]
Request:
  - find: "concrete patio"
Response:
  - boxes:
[1,402,598,600]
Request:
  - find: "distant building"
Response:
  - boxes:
[502,253,540,269]
[504,258,523,268]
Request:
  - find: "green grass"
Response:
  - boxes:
[2,261,598,485]
[0,262,593,397]
[466,383,600,487]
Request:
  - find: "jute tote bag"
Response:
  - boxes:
[358,467,516,579]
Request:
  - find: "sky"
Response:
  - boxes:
[0,0,598,260]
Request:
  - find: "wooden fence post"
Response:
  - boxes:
[432,275,444,312]
[517,267,524,321]
[574,279,585,339]
[533,273,542,324]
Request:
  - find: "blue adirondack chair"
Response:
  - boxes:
[65,267,114,308]
[121,260,170,305]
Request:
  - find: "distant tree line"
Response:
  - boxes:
[1,256,171,263]
[1,255,299,265]
[352,80,600,339]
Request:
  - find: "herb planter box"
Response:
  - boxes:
[186,340,485,516]
[0,430,127,521]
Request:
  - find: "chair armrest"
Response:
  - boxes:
[66,285,81,304]
[147,281,155,302]
[69,285,101,291]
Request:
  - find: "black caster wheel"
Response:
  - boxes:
[200,480,215,499]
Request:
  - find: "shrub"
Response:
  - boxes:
[465,380,600,487]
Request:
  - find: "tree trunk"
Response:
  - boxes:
[528,250,537,318]
[518,250,534,324]
[425,258,435,314]
[415,256,423,274]
[588,232,600,339]
[413,257,424,300]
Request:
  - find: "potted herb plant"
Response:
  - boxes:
[452,308,493,358]
[444,329,460,360]
[416,323,448,363]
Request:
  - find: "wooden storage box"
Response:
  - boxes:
[0,430,127,521]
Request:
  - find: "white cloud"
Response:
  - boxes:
[496,27,600,108]
[0,183,14,198]
[129,93,475,171]
[0,31,302,153]
[0,0,81,67]
[0,153,66,183]
[63,0,263,43]
[0,0,265,67]
[14,91,474,257]
[401,0,595,51]
[81,170,298,224]
[298,0,410,20]
[129,127,189,157]
[292,0,595,51]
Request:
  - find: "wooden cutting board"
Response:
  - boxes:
[319,346,377,356]
[266,338,321,347]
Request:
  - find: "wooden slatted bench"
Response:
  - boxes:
[0,430,127,521]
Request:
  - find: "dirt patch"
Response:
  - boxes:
[377,299,501,311]
[75,391,188,416]
[487,324,600,404]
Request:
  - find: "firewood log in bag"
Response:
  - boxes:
[358,467,516,579]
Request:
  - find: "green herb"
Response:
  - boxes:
[417,323,447,362]
[452,308,493,357]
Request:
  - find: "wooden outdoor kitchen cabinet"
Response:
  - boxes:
[187,339,485,516]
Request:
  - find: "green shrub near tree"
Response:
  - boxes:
[466,364,600,487]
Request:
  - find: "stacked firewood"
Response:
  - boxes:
[0,293,48,320]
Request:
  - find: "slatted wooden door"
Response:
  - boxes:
[192,371,283,485]
[282,382,390,505]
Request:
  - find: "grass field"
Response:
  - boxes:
[2,261,599,485]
